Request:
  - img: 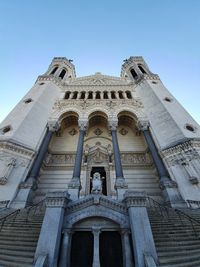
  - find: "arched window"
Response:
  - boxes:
[103,91,108,99]
[88,91,93,99]
[50,66,58,75]
[72,91,78,99]
[65,91,71,99]
[130,68,138,79]
[126,91,132,99]
[59,69,67,79]
[80,92,86,99]
[111,91,116,99]
[118,91,124,99]
[138,65,147,74]
[96,91,101,99]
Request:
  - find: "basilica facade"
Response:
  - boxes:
[0,57,200,267]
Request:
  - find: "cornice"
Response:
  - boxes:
[0,141,35,158]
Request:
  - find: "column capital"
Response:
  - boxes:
[123,190,147,208]
[78,119,88,131]
[108,120,118,131]
[159,176,178,189]
[47,120,60,132]
[137,120,150,131]
[45,191,70,208]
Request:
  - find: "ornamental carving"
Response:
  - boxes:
[94,128,103,136]
[121,152,152,166]
[119,128,128,136]
[0,157,16,185]
[69,128,77,136]
[161,140,200,167]
[45,191,70,208]
[44,153,76,166]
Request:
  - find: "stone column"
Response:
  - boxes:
[34,191,70,267]
[12,122,59,208]
[108,120,127,199]
[124,191,158,267]
[122,91,127,99]
[115,91,119,99]
[137,120,184,207]
[59,230,72,267]
[85,91,89,100]
[108,91,112,99]
[77,92,81,99]
[68,119,88,200]
[121,230,134,267]
[92,227,101,267]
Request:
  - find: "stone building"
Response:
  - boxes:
[0,57,200,267]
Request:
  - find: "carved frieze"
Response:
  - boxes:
[0,157,16,185]
[161,140,200,167]
[44,153,76,166]
[121,152,152,166]
[0,141,34,158]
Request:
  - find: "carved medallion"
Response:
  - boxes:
[94,128,103,136]
[69,128,77,136]
[119,128,128,135]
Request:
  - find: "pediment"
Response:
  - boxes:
[69,73,132,86]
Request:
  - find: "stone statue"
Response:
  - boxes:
[91,172,104,194]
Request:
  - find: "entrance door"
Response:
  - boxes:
[70,231,93,267]
[90,167,107,195]
[100,231,123,267]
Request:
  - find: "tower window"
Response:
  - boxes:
[126,91,132,99]
[118,91,124,99]
[1,125,11,134]
[96,92,101,99]
[138,65,147,74]
[65,91,71,99]
[59,69,66,79]
[185,124,196,133]
[152,81,157,84]
[111,91,116,99]
[164,97,172,102]
[50,66,58,75]
[130,68,138,79]
[103,91,108,99]
[24,98,33,104]
[88,92,93,99]
[72,92,78,99]
[80,92,86,99]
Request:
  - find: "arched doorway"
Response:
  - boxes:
[69,217,125,267]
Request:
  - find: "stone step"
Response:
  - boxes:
[159,253,200,265]
[0,235,39,241]
[0,254,33,263]
[0,244,36,252]
[0,239,38,246]
[160,259,200,267]
[0,259,33,267]
[0,248,34,257]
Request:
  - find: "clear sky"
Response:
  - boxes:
[0,0,200,123]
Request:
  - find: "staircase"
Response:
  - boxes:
[0,204,45,267]
[148,203,200,267]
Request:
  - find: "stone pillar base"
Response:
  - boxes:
[124,190,158,267]
[68,177,81,201]
[34,191,70,267]
[115,177,128,200]
[160,176,187,208]
[10,179,37,209]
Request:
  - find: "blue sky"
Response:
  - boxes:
[0,0,200,123]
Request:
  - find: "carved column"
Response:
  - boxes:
[92,227,101,267]
[12,122,59,208]
[59,230,72,267]
[115,91,119,99]
[124,191,158,267]
[85,91,89,100]
[77,92,81,99]
[0,158,16,185]
[100,91,104,99]
[68,119,88,200]
[34,191,70,267]
[122,91,127,99]
[108,120,127,199]
[121,230,134,267]
[108,91,112,99]
[137,120,184,207]
[69,92,74,99]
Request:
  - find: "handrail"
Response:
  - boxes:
[0,199,45,232]
[147,197,200,238]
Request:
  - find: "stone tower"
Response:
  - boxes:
[0,57,200,267]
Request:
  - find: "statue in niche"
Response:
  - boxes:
[90,172,104,194]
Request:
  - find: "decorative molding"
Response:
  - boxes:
[161,140,200,167]
[123,191,147,207]
[0,158,16,185]
[78,119,88,131]
[44,153,76,166]
[121,152,152,166]
[45,191,70,208]
[66,195,127,215]
[0,141,35,158]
